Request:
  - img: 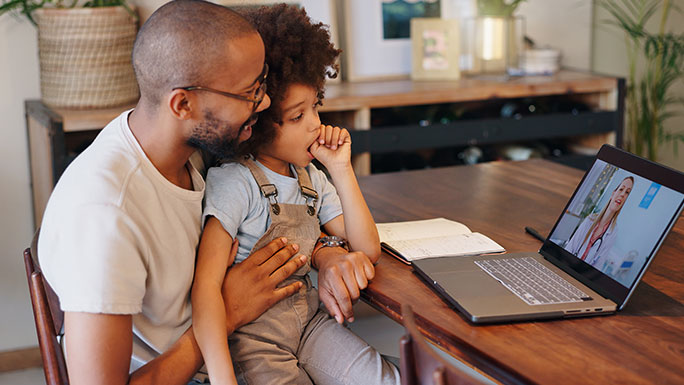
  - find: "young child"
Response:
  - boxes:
[191,4,399,385]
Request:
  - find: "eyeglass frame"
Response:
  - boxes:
[172,63,269,110]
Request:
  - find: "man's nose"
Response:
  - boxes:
[255,93,271,113]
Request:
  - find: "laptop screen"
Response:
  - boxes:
[541,146,684,307]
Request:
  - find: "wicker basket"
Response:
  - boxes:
[35,7,139,109]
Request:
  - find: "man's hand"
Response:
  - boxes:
[314,246,375,323]
[222,237,307,333]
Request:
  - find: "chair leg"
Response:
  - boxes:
[25,248,69,385]
[400,335,415,385]
[432,366,446,385]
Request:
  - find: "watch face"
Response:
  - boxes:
[319,236,347,248]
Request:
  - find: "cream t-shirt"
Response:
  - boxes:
[38,110,205,371]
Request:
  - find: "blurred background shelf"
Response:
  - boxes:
[25,70,623,228]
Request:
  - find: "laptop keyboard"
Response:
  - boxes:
[475,257,592,306]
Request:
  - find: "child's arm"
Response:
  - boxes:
[309,124,381,262]
[191,217,239,385]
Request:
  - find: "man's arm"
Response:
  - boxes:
[65,312,204,385]
[63,237,306,385]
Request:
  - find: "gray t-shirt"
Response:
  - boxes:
[203,160,343,262]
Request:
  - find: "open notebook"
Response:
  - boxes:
[376,218,505,264]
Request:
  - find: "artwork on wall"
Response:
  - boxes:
[341,0,445,82]
[410,18,460,81]
[382,0,441,40]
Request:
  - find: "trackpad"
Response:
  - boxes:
[431,270,511,299]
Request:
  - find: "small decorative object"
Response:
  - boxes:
[410,18,461,81]
[521,47,561,75]
[341,0,444,81]
[0,0,139,109]
[462,0,526,75]
[598,0,684,161]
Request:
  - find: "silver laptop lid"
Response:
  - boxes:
[540,145,684,309]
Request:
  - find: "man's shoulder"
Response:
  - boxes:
[49,115,143,208]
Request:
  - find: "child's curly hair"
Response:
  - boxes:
[237,4,341,157]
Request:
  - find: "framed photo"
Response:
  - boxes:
[218,0,341,82]
[341,0,443,82]
[410,18,460,81]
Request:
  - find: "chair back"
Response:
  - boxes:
[400,304,486,385]
[24,232,69,385]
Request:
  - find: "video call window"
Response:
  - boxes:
[549,160,684,288]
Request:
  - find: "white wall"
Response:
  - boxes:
[0,16,41,351]
[518,0,593,70]
[592,2,684,171]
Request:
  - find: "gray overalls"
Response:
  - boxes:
[229,158,399,385]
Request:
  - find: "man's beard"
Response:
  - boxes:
[187,111,251,160]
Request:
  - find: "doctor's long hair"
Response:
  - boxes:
[580,176,634,247]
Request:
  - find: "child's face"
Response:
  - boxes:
[259,83,322,173]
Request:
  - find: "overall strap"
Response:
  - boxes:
[240,157,281,215]
[294,166,319,216]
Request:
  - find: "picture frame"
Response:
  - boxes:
[410,18,460,81]
[218,0,341,83]
[340,0,443,82]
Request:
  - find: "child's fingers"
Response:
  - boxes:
[318,124,326,144]
[339,128,350,145]
[330,127,341,149]
[324,125,333,146]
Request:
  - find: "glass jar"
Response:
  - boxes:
[461,16,525,75]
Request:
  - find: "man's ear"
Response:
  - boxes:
[167,89,194,120]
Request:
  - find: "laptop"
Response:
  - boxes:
[411,145,684,323]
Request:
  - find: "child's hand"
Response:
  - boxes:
[309,124,352,173]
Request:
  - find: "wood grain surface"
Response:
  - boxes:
[357,159,684,385]
[322,71,617,112]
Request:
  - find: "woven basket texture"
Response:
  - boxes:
[35,7,139,109]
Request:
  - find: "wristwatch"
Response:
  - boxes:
[316,235,349,251]
[311,236,349,269]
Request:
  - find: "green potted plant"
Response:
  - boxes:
[470,0,527,74]
[598,0,684,161]
[477,0,526,18]
[1,0,139,109]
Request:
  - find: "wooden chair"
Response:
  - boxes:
[400,304,487,385]
[23,232,69,385]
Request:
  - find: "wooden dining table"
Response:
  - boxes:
[356,159,684,385]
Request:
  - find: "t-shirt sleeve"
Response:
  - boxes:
[203,164,253,239]
[39,204,147,314]
[309,165,343,225]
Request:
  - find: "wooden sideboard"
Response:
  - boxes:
[25,70,624,228]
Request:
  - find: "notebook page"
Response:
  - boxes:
[386,232,505,261]
[377,218,471,242]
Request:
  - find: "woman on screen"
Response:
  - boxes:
[566,176,634,268]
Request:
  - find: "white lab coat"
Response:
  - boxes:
[565,214,618,269]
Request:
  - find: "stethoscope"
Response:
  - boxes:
[583,235,604,264]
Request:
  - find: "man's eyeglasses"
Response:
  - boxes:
[173,63,268,111]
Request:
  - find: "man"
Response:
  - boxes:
[38,1,376,384]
